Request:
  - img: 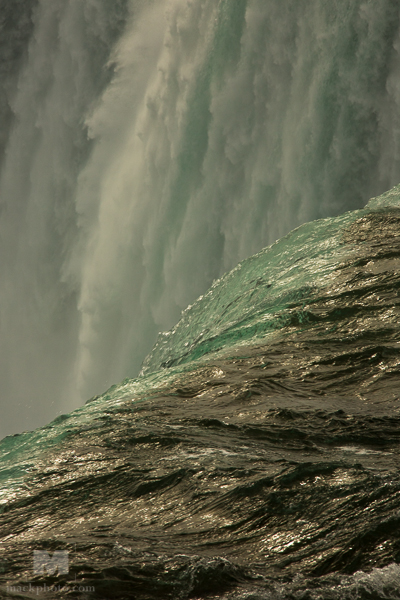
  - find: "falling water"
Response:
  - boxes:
[1,0,400,437]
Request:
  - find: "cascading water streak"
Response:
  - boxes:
[1,0,400,437]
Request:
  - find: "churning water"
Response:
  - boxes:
[1,1,400,598]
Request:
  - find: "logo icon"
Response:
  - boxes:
[33,551,69,576]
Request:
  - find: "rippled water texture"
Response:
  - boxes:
[0,191,399,598]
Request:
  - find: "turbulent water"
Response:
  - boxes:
[2,0,400,436]
[1,1,400,598]
[0,185,399,598]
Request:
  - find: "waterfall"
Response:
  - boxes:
[1,0,400,438]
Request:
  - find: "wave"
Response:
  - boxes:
[142,185,400,380]
[0,185,400,598]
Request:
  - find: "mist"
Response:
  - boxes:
[1,0,400,438]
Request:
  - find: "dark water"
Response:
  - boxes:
[0,195,400,598]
